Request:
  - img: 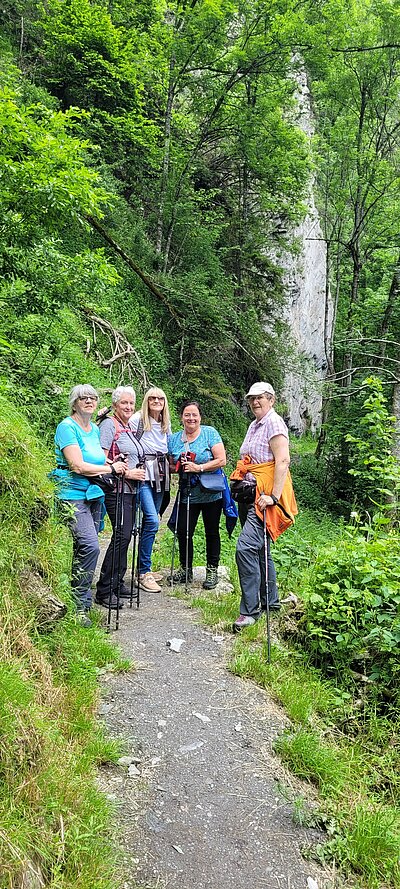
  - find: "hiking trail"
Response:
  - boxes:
[96,552,335,889]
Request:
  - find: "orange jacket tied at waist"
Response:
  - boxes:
[230,456,298,541]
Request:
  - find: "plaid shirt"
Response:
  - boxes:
[240,408,288,464]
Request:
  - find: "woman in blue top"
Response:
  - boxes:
[168,400,226,589]
[54,384,125,626]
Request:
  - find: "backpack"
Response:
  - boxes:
[108,416,144,461]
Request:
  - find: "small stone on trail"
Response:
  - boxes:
[172,844,184,855]
[192,711,211,724]
[158,719,167,727]
[234,722,243,732]
[307,878,319,889]
[212,634,224,643]
[128,764,141,778]
[178,740,205,753]
[118,755,136,767]
[166,637,185,652]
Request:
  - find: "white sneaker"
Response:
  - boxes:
[150,571,163,582]
[139,572,162,593]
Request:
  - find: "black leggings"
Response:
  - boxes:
[177,498,223,570]
[97,492,136,597]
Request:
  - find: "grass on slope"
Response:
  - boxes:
[0,393,129,888]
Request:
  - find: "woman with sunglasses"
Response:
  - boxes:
[53,385,126,626]
[130,387,171,592]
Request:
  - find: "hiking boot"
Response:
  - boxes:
[118,584,133,598]
[94,594,124,610]
[202,565,218,590]
[233,614,258,632]
[262,601,281,613]
[139,572,162,593]
[167,568,193,586]
[77,610,92,628]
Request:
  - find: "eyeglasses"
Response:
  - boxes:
[248,394,269,402]
[149,396,164,402]
[79,396,98,402]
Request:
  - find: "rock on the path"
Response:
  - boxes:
[192,711,211,724]
[166,637,185,652]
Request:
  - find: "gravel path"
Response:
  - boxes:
[97,562,334,889]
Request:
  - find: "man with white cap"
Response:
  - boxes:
[233,382,290,630]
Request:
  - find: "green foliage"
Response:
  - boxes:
[306,0,400,503]
[157,497,400,887]
[0,395,127,887]
[322,804,400,888]
[290,452,336,512]
[275,729,350,796]
[0,0,312,427]
[300,523,400,703]
[346,376,400,515]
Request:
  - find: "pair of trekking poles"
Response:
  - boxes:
[169,460,192,594]
[107,443,146,632]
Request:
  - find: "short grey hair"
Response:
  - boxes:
[112,386,136,405]
[69,384,99,413]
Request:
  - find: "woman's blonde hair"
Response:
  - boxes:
[140,387,170,433]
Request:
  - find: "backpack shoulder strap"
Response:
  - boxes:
[132,416,144,441]
[108,416,124,460]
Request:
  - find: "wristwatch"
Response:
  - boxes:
[270,493,279,505]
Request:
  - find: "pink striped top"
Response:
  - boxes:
[239,408,288,464]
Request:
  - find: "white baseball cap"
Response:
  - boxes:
[246,382,275,398]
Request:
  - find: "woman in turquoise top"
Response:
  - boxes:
[54,384,125,626]
[168,400,226,589]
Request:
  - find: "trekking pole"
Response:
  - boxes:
[135,491,143,609]
[185,470,191,594]
[115,477,124,631]
[129,453,145,609]
[263,510,271,664]
[107,473,122,631]
[169,484,181,590]
[129,484,140,609]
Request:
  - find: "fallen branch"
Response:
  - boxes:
[86,215,182,326]
[83,309,149,389]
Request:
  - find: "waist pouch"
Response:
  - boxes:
[199,469,225,492]
[229,478,257,504]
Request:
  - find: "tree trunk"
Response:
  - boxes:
[376,251,400,363]
[392,382,400,461]
[156,52,177,258]
[341,85,367,391]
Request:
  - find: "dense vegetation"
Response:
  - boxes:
[0,397,128,888]
[1,0,400,886]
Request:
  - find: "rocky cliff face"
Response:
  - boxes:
[279,66,331,434]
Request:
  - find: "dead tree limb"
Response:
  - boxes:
[85,215,182,326]
[82,309,149,390]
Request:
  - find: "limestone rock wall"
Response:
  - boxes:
[279,67,331,434]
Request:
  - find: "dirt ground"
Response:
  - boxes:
[96,559,337,889]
